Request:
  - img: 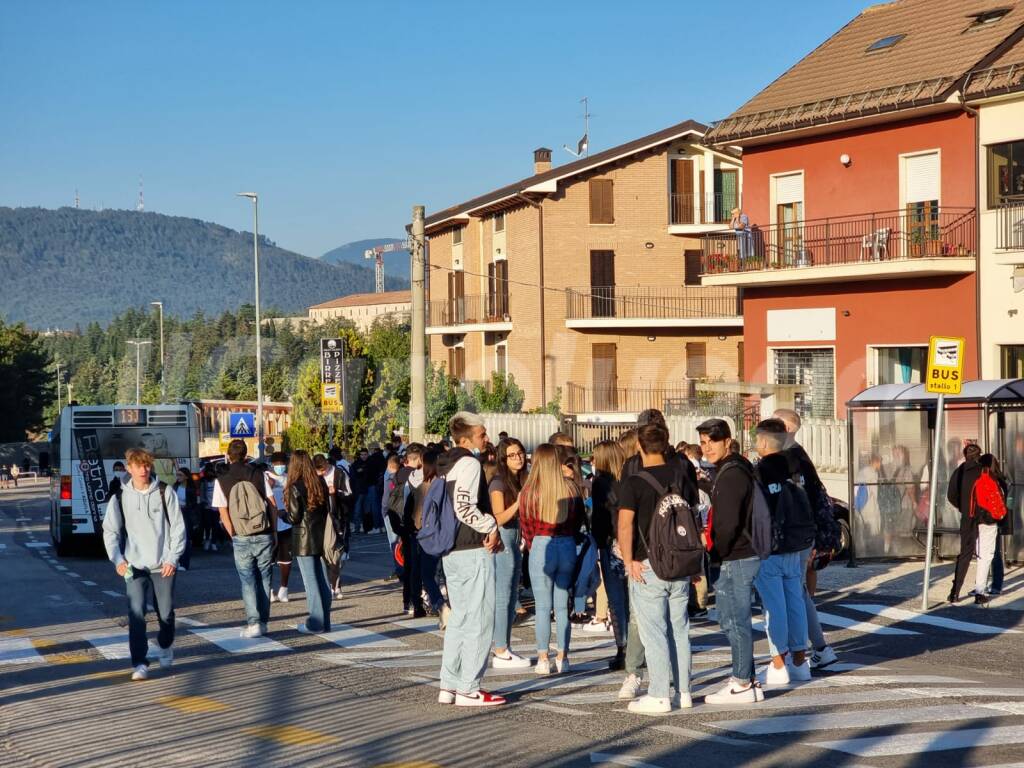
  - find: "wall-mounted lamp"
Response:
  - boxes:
[840,153,852,167]
[495,248,502,255]
[718,335,728,341]
[646,335,657,342]
[644,242,655,249]
[843,310,851,317]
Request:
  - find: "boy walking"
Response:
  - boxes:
[102,448,185,680]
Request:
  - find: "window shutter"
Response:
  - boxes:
[775,173,804,205]
[590,179,614,223]
[603,179,614,223]
[590,180,601,223]
[905,152,940,203]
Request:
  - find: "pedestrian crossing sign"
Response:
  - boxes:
[229,412,256,438]
[925,336,965,395]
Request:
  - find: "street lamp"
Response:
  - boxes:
[150,301,165,402]
[126,339,152,405]
[237,192,265,459]
[54,361,63,414]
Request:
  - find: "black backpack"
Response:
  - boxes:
[635,470,704,580]
[759,461,816,554]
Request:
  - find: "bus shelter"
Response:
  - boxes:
[846,379,1024,563]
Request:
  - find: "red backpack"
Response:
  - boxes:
[971,469,1008,522]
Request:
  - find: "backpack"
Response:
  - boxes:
[115,481,169,552]
[707,463,773,560]
[971,468,1008,523]
[227,472,271,536]
[387,479,407,521]
[812,488,842,555]
[763,463,817,554]
[635,470,704,580]
[417,474,461,557]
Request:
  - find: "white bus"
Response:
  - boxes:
[49,403,202,556]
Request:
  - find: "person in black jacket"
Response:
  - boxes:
[286,450,332,634]
[947,443,983,603]
[698,418,764,706]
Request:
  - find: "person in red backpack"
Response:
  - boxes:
[946,444,983,604]
[970,454,1009,606]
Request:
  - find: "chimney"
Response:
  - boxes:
[533,147,552,175]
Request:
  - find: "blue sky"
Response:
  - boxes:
[0,0,868,258]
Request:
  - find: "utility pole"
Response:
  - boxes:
[151,301,165,402]
[237,193,265,459]
[409,205,426,443]
[55,361,62,414]
[126,340,152,405]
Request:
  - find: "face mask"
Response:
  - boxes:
[471,448,481,457]
[272,465,286,476]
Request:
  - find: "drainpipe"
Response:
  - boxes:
[516,193,547,408]
[960,93,983,378]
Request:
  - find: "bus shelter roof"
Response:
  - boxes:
[847,379,1024,409]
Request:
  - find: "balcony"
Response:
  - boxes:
[699,207,977,287]
[426,293,512,334]
[565,381,701,415]
[997,199,1024,251]
[669,193,736,231]
[564,285,742,329]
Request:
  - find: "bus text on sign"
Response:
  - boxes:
[925,336,965,395]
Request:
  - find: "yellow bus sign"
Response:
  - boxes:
[925,336,965,395]
[321,383,342,414]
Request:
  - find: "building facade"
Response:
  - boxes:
[308,290,411,332]
[423,121,745,416]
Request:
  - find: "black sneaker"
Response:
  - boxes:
[974,594,990,607]
[569,612,590,625]
[689,607,709,620]
[608,648,625,671]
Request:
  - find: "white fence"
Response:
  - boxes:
[796,418,847,473]
[480,413,560,452]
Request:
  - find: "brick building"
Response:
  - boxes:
[308,290,411,332]
[423,120,744,416]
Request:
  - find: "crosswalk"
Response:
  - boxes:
[4,600,1024,765]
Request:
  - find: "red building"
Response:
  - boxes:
[700,0,1024,417]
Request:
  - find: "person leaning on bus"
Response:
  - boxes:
[101,447,186,681]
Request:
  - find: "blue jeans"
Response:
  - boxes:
[716,556,760,683]
[599,546,629,647]
[125,568,175,667]
[755,549,809,657]
[629,562,691,699]
[992,534,1004,592]
[295,556,333,632]
[440,547,495,694]
[232,534,274,627]
[529,535,577,654]
[354,492,372,531]
[420,549,445,610]
[493,526,522,651]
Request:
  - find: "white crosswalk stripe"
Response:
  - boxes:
[808,725,1024,757]
[312,624,406,649]
[186,626,292,654]
[838,603,1022,635]
[0,637,46,665]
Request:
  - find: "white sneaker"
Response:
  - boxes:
[157,645,173,670]
[581,617,612,634]
[203,540,211,552]
[555,657,570,674]
[535,657,551,675]
[270,590,279,603]
[789,659,812,682]
[296,623,314,635]
[810,645,838,669]
[438,604,451,631]
[454,690,506,707]
[437,689,455,705]
[627,695,671,715]
[177,565,187,572]
[760,662,790,686]
[239,624,263,639]
[333,588,342,600]
[671,691,694,709]
[210,543,219,552]
[704,680,762,705]
[405,606,415,616]
[618,673,644,700]
[491,650,531,669]
[131,664,148,681]
[278,587,290,603]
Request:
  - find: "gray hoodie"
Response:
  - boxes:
[102,478,186,570]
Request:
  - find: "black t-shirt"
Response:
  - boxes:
[617,462,691,563]
[487,474,518,529]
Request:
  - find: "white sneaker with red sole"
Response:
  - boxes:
[437,689,455,705]
[455,690,506,707]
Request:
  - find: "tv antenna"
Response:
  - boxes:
[563,96,591,158]
[136,176,144,212]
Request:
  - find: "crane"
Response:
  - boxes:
[363,240,410,293]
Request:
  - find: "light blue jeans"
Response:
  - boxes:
[801,546,826,650]
[440,547,495,694]
[717,556,761,682]
[755,548,810,657]
[529,535,576,654]
[493,526,521,651]
[295,556,332,633]
[232,534,274,627]
[629,561,691,699]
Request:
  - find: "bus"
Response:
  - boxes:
[50,403,202,556]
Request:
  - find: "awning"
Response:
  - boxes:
[847,379,1024,408]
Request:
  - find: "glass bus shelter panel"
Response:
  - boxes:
[850,407,983,559]
[993,410,1024,562]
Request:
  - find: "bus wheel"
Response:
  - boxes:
[53,533,73,558]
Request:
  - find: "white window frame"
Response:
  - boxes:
[899,148,941,210]
[494,341,509,381]
[865,343,928,387]
[769,170,805,226]
[767,344,837,419]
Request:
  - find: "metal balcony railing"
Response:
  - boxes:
[670,193,737,225]
[428,293,511,327]
[699,207,976,274]
[564,381,703,414]
[996,199,1024,251]
[565,285,740,321]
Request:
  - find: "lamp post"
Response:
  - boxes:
[126,339,152,405]
[54,361,62,414]
[150,301,165,402]
[237,192,265,459]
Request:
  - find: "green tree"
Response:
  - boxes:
[472,373,526,413]
[0,320,55,440]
